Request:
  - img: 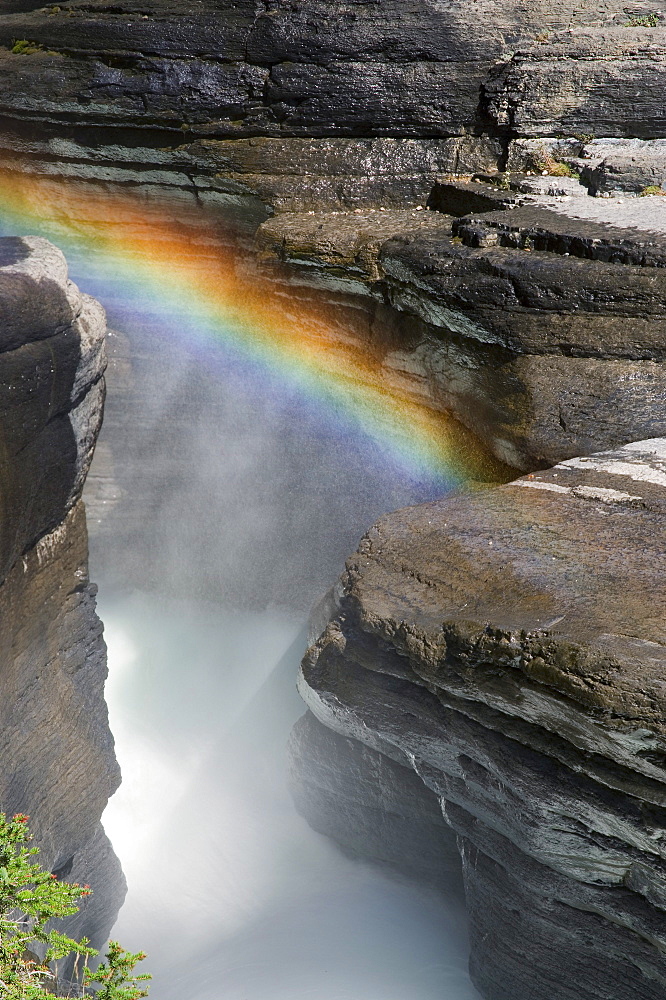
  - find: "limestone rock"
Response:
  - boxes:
[296,438,666,1000]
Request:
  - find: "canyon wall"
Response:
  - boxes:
[0,235,124,964]
[1,3,665,999]
[1,1,665,471]
[295,437,666,1000]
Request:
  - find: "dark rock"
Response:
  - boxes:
[426,179,517,216]
[256,201,666,469]
[0,1,619,139]
[183,137,504,213]
[0,235,122,959]
[0,235,106,581]
[451,205,666,269]
[486,31,666,140]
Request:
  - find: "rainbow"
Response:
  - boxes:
[0,164,504,488]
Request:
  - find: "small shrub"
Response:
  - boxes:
[0,812,151,999]
[548,161,579,178]
[524,145,579,178]
[624,13,660,26]
[85,941,151,1000]
[640,184,666,196]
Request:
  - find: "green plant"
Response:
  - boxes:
[0,812,150,999]
[624,13,660,26]
[84,942,151,1000]
[525,146,580,178]
[640,184,666,196]
[548,161,580,178]
[10,39,44,55]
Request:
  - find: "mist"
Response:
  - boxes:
[0,191,480,997]
[101,594,479,1000]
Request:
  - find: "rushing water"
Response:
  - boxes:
[0,178,481,998]
[101,595,478,1000]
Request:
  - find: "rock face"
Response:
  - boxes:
[0,236,123,961]
[295,438,666,1000]
[0,0,645,217]
[2,2,666,473]
[257,190,666,470]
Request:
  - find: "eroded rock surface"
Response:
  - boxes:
[295,438,666,1000]
[0,235,122,959]
[1,5,666,998]
[0,0,646,217]
[2,2,665,475]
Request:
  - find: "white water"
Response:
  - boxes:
[101,592,480,1000]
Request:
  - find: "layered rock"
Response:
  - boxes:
[1,2,665,478]
[256,186,666,470]
[0,0,646,217]
[0,236,123,958]
[294,437,666,1000]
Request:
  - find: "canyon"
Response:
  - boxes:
[0,2,664,998]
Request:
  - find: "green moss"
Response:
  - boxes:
[11,39,44,55]
[640,184,666,196]
[624,13,660,26]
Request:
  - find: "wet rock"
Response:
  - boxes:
[0,235,106,579]
[296,437,666,1000]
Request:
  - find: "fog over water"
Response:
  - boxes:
[0,191,480,998]
[101,596,478,1000]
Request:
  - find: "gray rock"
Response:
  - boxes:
[288,711,464,894]
[487,30,666,140]
[0,235,106,580]
[296,438,666,1000]
[0,235,122,961]
[585,150,666,195]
